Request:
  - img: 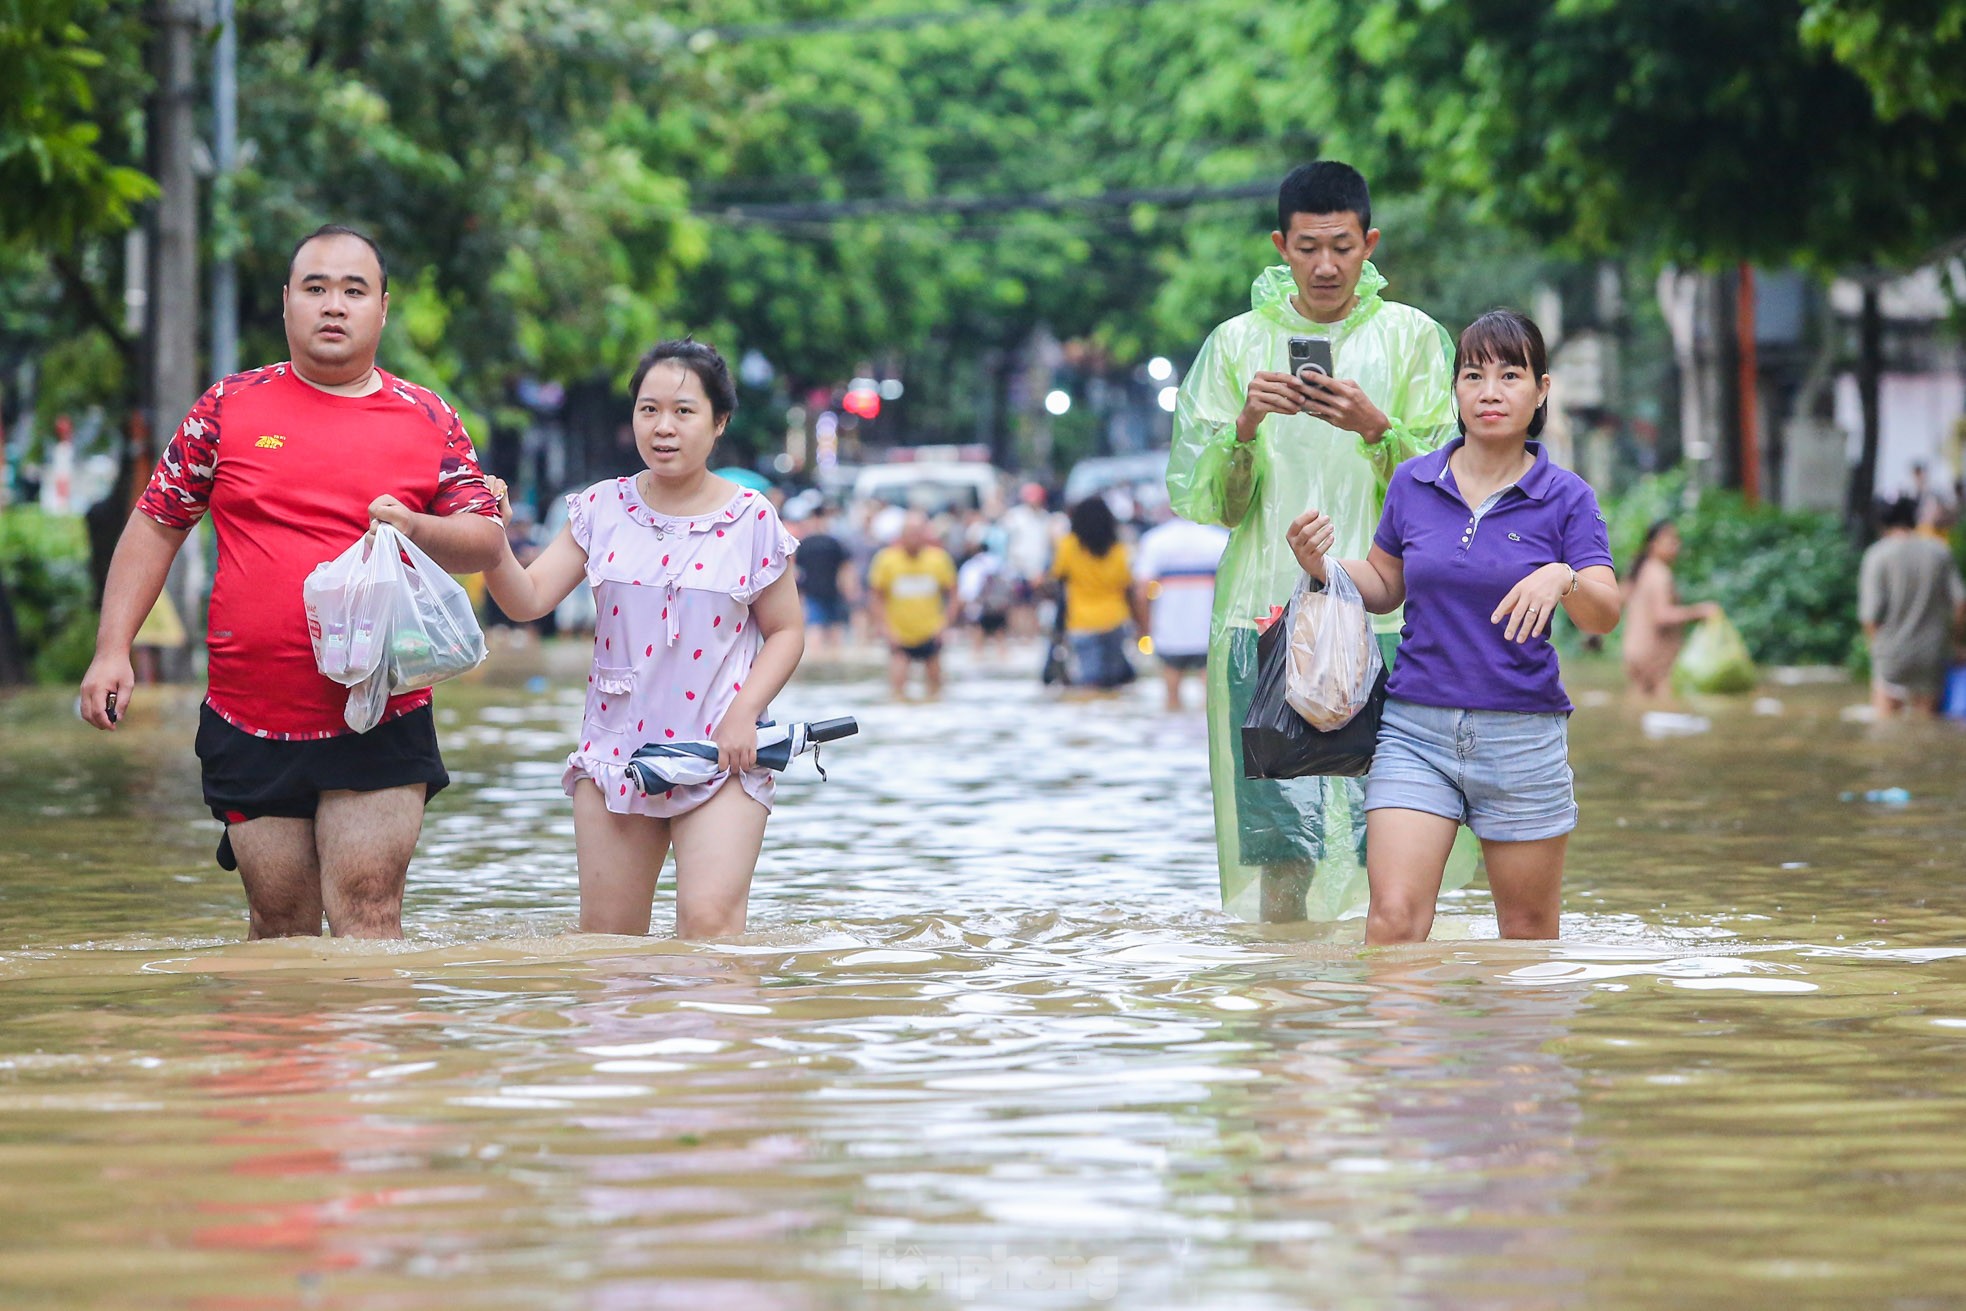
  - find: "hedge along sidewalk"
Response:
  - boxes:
[1583,470,1863,671]
[0,507,94,684]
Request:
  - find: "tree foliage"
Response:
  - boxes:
[3,0,1961,460]
[1324,0,1966,269]
[0,0,154,249]
[1802,0,1966,122]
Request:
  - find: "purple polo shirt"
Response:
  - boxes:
[1372,439,1613,714]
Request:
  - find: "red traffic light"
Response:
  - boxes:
[842,387,881,420]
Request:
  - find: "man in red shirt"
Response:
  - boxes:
[79,226,503,939]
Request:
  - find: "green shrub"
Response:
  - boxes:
[0,508,94,682]
[32,609,98,684]
[1604,472,1861,668]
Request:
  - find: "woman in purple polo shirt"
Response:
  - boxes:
[1285,309,1622,944]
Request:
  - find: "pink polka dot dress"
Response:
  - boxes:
[562,477,798,819]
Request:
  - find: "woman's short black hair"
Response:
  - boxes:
[629,338,738,423]
[1453,308,1550,438]
[1068,494,1120,558]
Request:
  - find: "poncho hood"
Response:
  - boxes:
[1250,261,1390,339]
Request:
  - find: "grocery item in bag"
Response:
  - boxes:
[1243,563,1389,780]
[1672,611,1757,695]
[1283,561,1384,731]
[303,525,487,731]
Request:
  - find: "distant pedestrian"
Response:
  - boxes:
[1860,496,1966,720]
[792,503,853,655]
[1133,512,1230,710]
[1050,495,1139,689]
[869,511,959,698]
[957,546,1016,658]
[999,481,1057,638]
[1619,519,1720,701]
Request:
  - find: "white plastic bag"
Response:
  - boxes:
[304,537,389,687]
[1283,560,1384,732]
[303,524,487,732]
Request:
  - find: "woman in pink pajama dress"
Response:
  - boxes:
[483,340,805,938]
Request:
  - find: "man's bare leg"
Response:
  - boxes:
[572,778,670,934]
[314,785,425,939]
[1162,667,1184,712]
[229,816,324,939]
[1259,861,1314,923]
[923,651,944,698]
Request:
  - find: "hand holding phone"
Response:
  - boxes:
[1288,335,1334,384]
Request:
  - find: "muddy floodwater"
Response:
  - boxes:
[3,645,1965,1309]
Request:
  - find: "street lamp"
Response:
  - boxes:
[1157,386,1178,413]
[1044,389,1072,416]
[1147,356,1173,382]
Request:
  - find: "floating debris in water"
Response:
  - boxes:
[1839,787,1911,805]
[1641,711,1711,738]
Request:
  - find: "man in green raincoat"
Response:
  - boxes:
[1167,161,1463,922]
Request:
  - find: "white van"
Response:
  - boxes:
[852,462,1006,514]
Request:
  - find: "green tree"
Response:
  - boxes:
[1320,0,1966,268]
[1802,0,1966,121]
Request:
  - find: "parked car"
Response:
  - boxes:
[1063,450,1170,526]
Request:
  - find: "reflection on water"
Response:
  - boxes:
[3,647,1966,1308]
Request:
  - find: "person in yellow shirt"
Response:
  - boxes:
[1050,495,1144,688]
[868,511,960,698]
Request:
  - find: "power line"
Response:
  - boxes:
[700,197,1270,240]
[699,180,1274,225]
[687,0,1157,44]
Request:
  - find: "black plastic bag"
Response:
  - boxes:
[1241,612,1389,780]
[1040,583,1072,686]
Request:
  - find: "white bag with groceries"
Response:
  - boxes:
[1282,559,1384,731]
[303,524,487,732]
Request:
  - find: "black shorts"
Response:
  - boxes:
[895,637,942,662]
[977,610,1010,636]
[1159,652,1208,672]
[196,703,450,824]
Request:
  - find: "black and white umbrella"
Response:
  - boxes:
[625,717,859,793]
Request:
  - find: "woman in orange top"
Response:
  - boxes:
[1049,495,1142,687]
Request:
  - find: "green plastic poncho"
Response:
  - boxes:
[1168,261,1475,921]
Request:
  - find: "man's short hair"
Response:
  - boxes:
[287,224,389,292]
[1880,495,1918,529]
[1277,161,1371,235]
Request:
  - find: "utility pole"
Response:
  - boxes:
[150,0,200,437]
[148,0,204,679]
[210,0,240,380]
[1736,263,1760,505]
[1849,280,1883,537]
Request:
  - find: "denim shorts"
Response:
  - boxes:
[1365,697,1576,842]
[804,595,849,628]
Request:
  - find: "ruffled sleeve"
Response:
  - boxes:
[735,497,799,603]
[565,487,596,554]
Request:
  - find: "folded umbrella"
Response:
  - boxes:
[626,717,859,793]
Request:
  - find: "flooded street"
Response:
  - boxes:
[4,647,1966,1309]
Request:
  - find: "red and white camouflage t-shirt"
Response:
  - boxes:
[140,363,497,739]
